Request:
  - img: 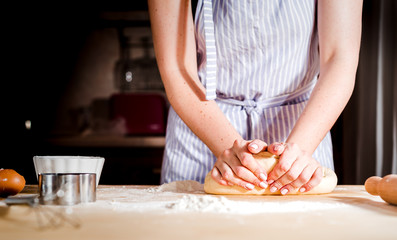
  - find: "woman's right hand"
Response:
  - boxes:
[211,139,269,190]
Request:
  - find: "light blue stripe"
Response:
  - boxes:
[202,0,217,100]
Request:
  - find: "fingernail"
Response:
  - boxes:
[270,186,277,193]
[299,187,306,193]
[246,183,255,190]
[274,144,282,152]
[228,182,234,186]
[267,180,274,185]
[260,173,267,181]
[281,189,288,195]
[260,182,268,189]
[250,143,258,150]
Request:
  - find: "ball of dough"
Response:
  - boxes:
[204,151,337,195]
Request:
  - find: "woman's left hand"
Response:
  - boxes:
[265,142,323,195]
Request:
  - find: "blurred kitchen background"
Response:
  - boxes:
[2,1,396,185]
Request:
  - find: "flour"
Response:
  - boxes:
[165,194,348,214]
[145,180,204,193]
[81,181,349,215]
[166,195,232,213]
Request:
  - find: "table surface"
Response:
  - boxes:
[1,184,397,240]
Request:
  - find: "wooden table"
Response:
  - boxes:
[1,184,397,240]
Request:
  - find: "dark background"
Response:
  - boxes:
[2,2,157,185]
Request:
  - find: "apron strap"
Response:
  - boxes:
[216,80,317,113]
[203,0,217,100]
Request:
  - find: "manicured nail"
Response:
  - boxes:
[250,143,258,150]
[274,145,280,151]
[299,187,306,193]
[246,183,255,190]
[267,179,274,185]
[281,189,288,195]
[270,186,277,193]
[260,173,267,181]
[260,182,268,189]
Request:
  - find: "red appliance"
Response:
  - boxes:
[110,93,167,135]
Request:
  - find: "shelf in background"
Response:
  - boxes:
[46,135,165,148]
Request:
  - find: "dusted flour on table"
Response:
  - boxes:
[88,181,349,214]
[146,180,204,193]
[166,195,233,213]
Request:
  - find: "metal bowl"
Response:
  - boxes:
[33,156,104,186]
[38,173,96,205]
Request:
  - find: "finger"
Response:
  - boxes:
[299,167,323,193]
[214,158,236,184]
[267,142,286,155]
[278,163,317,195]
[279,184,295,195]
[267,148,297,185]
[233,140,268,182]
[227,154,266,189]
[269,157,307,193]
[215,156,256,190]
[247,139,268,154]
[230,172,257,190]
[211,167,229,186]
[289,163,318,190]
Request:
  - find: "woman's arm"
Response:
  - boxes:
[147,0,267,188]
[266,0,363,194]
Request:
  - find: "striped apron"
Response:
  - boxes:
[161,0,334,184]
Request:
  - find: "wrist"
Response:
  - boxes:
[284,142,312,157]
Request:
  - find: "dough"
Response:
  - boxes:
[204,151,337,195]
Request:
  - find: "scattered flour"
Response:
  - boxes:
[166,195,232,213]
[165,194,348,214]
[145,180,204,193]
[81,181,349,214]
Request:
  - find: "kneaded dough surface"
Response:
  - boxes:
[204,151,337,195]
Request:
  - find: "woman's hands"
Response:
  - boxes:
[211,140,323,194]
[266,142,323,195]
[211,139,269,190]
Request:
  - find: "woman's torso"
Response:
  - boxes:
[160,0,334,184]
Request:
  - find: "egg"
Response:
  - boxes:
[0,169,26,198]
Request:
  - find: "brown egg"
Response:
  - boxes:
[0,169,26,198]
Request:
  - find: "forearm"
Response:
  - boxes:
[287,0,363,156]
[148,0,242,157]
[286,58,356,154]
[163,71,242,157]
